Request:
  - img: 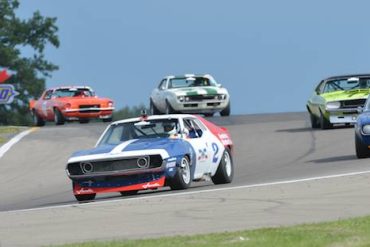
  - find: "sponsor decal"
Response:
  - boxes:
[0,84,19,104]
[166,160,177,168]
[142,182,161,189]
[76,188,95,194]
[198,148,208,161]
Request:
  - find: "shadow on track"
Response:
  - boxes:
[307,155,357,164]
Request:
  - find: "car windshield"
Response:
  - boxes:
[323,78,370,93]
[54,88,95,97]
[98,119,180,146]
[168,77,216,89]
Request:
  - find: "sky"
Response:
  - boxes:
[16,0,370,115]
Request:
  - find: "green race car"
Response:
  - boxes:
[307,74,370,129]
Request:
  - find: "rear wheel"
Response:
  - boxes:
[32,110,45,126]
[320,111,332,129]
[54,108,65,125]
[169,156,191,190]
[355,134,370,158]
[220,102,231,116]
[120,190,138,196]
[212,148,234,184]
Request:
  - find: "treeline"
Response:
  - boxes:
[112,104,149,121]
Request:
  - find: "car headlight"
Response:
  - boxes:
[362,125,370,134]
[215,94,226,100]
[326,101,340,110]
[177,96,190,102]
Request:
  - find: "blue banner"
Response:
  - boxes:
[0,84,19,104]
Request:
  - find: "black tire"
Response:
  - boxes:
[54,108,65,125]
[220,102,231,116]
[32,110,45,126]
[74,193,96,202]
[320,111,332,130]
[355,134,370,158]
[204,113,214,117]
[165,100,175,114]
[79,118,90,124]
[310,113,320,129]
[120,190,138,196]
[102,117,112,122]
[150,99,161,115]
[211,148,234,184]
[169,156,192,190]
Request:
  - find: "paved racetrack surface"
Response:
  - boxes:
[1,112,370,246]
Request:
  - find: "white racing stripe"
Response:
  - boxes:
[4,168,370,213]
[0,127,38,159]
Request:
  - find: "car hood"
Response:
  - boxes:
[168,86,228,96]
[321,89,370,102]
[69,138,192,161]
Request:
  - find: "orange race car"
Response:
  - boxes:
[29,86,114,126]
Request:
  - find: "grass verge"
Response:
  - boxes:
[0,126,22,145]
[57,215,370,247]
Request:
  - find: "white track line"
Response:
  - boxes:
[0,127,38,159]
[4,168,370,214]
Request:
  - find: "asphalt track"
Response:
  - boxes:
[1,112,370,246]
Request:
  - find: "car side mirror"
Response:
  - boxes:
[357,106,363,113]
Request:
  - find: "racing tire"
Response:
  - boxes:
[79,118,90,124]
[120,190,138,196]
[74,193,96,202]
[211,148,234,184]
[204,113,214,117]
[102,117,112,123]
[150,99,161,115]
[220,102,231,116]
[310,113,320,129]
[320,111,332,130]
[32,110,45,126]
[165,100,175,114]
[355,134,370,158]
[54,108,65,125]
[169,156,192,190]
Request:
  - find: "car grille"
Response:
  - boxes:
[79,104,100,113]
[340,99,366,108]
[67,155,163,176]
[187,95,216,101]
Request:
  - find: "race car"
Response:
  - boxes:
[150,74,231,117]
[65,113,234,201]
[307,74,370,129]
[354,95,370,158]
[29,86,114,126]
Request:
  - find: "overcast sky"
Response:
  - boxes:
[16,0,370,114]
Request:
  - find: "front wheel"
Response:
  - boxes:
[355,134,370,158]
[220,102,231,116]
[212,148,234,184]
[169,156,192,190]
[320,111,332,130]
[165,100,176,114]
[150,99,161,115]
[310,113,320,129]
[74,193,96,202]
[54,108,65,125]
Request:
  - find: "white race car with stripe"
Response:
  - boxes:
[150,74,231,117]
[65,114,234,201]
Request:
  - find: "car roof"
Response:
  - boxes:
[111,114,198,125]
[48,86,93,91]
[165,74,214,79]
[324,74,370,81]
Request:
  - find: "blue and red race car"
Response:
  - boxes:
[66,114,234,201]
[355,96,370,158]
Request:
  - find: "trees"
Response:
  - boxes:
[0,0,59,125]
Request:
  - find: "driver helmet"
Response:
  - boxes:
[163,122,177,135]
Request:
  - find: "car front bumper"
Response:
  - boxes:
[171,99,229,113]
[327,108,359,124]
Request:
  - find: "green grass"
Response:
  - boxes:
[0,126,22,144]
[57,215,370,247]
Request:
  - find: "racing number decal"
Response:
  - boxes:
[211,142,219,163]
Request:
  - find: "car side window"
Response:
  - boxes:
[43,90,53,100]
[315,80,325,94]
[184,118,203,138]
[158,79,167,90]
